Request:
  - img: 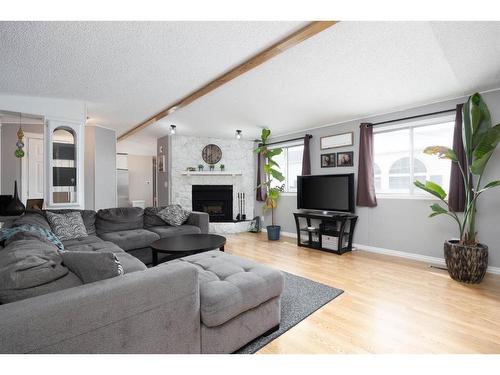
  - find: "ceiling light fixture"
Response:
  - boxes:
[236,129,242,140]
[170,125,176,135]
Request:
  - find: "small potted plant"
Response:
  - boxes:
[254,128,285,241]
[198,164,204,172]
[414,93,500,283]
[209,164,215,171]
[220,164,225,171]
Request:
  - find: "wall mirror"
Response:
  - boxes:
[320,132,354,150]
[0,110,45,208]
[201,144,222,164]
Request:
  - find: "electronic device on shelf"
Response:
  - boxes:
[297,173,355,213]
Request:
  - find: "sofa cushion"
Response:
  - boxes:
[12,211,51,231]
[147,225,201,238]
[0,239,82,304]
[60,251,124,284]
[61,235,104,250]
[156,205,191,226]
[62,237,146,273]
[144,206,169,228]
[175,250,284,327]
[96,207,144,234]
[46,211,88,241]
[111,251,148,273]
[46,209,97,236]
[99,229,160,251]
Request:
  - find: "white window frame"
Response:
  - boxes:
[269,140,304,195]
[373,114,455,200]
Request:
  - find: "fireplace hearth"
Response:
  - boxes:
[192,185,233,222]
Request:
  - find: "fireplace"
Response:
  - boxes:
[192,185,233,222]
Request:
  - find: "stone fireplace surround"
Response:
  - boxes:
[168,135,256,233]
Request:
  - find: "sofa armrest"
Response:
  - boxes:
[186,211,209,234]
[0,263,201,353]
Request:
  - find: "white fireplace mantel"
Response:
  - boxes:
[181,171,242,176]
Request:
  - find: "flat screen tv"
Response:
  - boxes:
[297,173,355,213]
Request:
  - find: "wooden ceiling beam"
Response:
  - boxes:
[117,21,338,142]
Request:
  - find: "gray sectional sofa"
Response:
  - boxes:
[0,207,284,354]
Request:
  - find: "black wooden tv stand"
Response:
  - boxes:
[293,210,358,255]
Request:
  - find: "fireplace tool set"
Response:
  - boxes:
[236,192,246,221]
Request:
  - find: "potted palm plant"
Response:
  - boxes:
[414,93,500,283]
[254,128,285,241]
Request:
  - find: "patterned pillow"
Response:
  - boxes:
[156,204,191,226]
[46,211,88,241]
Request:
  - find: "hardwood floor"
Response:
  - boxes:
[224,232,500,354]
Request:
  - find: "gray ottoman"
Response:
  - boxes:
[175,250,284,353]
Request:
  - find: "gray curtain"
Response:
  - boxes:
[356,123,377,207]
[256,150,267,202]
[301,134,312,175]
[448,104,466,212]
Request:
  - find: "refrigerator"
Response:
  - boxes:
[116,153,129,207]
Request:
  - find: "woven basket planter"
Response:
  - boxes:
[444,240,488,284]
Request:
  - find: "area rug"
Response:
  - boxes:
[235,271,344,354]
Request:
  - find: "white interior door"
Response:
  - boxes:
[22,134,44,202]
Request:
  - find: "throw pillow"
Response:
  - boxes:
[60,251,124,284]
[46,211,88,241]
[0,238,83,304]
[156,204,191,226]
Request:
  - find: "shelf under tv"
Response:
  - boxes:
[293,210,358,255]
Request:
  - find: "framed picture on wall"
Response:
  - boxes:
[320,153,336,168]
[337,151,354,167]
[320,132,354,149]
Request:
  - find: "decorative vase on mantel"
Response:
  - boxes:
[5,180,25,216]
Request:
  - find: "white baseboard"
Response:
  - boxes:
[271,230,500,275]
[353,243,500,275]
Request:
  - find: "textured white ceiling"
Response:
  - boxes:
[150,21,500,141]
[1,21,500,148]
[0,21,306,131]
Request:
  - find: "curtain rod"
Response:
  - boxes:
[368,108,457,127]
[256,134,312,146]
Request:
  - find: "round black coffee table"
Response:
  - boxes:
[150,234,226,266]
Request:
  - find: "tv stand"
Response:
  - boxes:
[293,210,358,255]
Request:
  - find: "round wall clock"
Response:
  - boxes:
[201,144,222,164]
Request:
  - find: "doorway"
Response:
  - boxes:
[21,132,44,203]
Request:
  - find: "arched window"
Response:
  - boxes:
[52,127,77,204]
[389,157,427,190]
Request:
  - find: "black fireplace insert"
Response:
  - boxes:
[192,185,233,222]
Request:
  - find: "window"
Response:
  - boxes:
[373,118,454,196]
[373,163,382,190]
[52,127,77,204]
[270,143,304,193]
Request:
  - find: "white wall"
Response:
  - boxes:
[170,135,255,218]
[84,126,117,210]
[0,95,86,123]
[261,90,500,267]
[128,155,153,207]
